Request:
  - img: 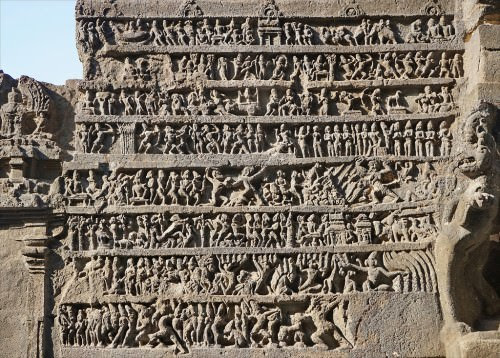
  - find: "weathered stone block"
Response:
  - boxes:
[0,1,499,357]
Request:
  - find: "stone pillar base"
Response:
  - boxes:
[455,331,500,358]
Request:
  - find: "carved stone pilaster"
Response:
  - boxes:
[12,220,64,358]
[118,122,136,154]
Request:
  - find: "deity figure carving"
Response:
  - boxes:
[0,75,52,139]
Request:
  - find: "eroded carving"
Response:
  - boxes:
[3,1,498,357]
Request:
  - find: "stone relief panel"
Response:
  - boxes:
[52,1,468,356]
[75,116,455,156]
[76,14,458,55]
[60,250,436,298]
[64,209,438,250]
[0,71,69,208]
[57,297,355,351]
[56,160,452,210]
[87,51,463,83]
[1,0,499,357]
[77,84,457,117]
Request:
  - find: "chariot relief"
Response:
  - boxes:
[0,0,499,357]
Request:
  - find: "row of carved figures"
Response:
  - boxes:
[100,51,463,84]
[54,161,444,208]
[178,52,463,81]
[67,250,435,299]
[80,119,453,158]
[59,296,353,351]
[67,210,436,250]
[77,15,456,53]
[80,85,456,116]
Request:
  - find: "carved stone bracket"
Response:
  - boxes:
[14,218,64,273]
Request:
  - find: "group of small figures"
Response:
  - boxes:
[321,16,455,46]
[58,296,352,351]
[67,208,437,251]
[83,118,452,158]
[77,15,456,53]
[0,79,52,139]
[80,85,455,117]
[78,17,256,54]
[112,50,462,84]
[60,165,340,208]
[55,160,442,209]
[71,251,426,299]
[0,176,47,207]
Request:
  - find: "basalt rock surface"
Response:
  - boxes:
[0,1,499,357]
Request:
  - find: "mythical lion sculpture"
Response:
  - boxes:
[436,102,500,354]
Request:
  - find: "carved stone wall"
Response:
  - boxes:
[0,1,498,357]
[0,226,31,358]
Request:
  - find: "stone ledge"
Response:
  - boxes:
[64,201,437,215]
[100,42,465,57]
[65,241,434,258]
[75,111,457,124]
[79,77,458,92]
[66,154,451,170]
[75,0,455,20]
[456,331,500,358]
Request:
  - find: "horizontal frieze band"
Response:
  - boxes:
[66,202,437,217]
[65,204,437,251]
[56,160,450,209]
[84,49,463,89]
[61,249,436,302]
[59,292,436,350]
[77,83,458,118]
[75,0,455,19]
[76,13,457,21]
